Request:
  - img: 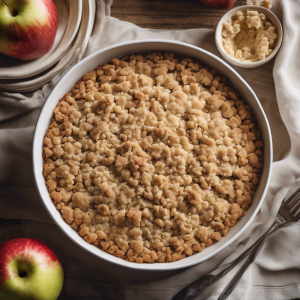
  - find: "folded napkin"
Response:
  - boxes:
[1,0,300,299]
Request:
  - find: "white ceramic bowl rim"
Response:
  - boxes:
[33,40,273,271]
[215,5,283,68]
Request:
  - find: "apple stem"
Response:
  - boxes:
[5,1,15,17]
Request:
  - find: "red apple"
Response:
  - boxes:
[0,238,64,300]
[199,0,236,9]
[0,0,58,61]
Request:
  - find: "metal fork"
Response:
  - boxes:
[173,187,300,300]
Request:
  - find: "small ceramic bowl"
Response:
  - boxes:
[215,5,283,68]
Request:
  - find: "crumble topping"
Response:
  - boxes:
[43,52,264,263]
[254,0,272,10]
[222,9,278,62]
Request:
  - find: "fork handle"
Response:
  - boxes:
[217,233,268,300]
[218,216,286,300]
[172,216,285,300]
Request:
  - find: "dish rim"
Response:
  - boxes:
[32,39,273,271]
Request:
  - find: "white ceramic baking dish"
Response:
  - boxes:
[33,40,272,271]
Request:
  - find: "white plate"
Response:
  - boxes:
[33,40,273,271]
[0,0,95,92]
[0,0,82,79]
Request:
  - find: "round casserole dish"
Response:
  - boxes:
[33,40,272,271]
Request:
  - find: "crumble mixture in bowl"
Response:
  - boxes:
[33,40,272,270]
[222,10,278,62]
[215,5,283,68]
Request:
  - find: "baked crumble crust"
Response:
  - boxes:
[43,52,264,263]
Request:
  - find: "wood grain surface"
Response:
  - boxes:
[0,219,25,244]
[111,0,247,29]
[0,0,246,243]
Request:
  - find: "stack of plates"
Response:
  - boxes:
[0,0,96,92]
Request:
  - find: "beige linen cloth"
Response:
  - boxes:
[1,0,300,299]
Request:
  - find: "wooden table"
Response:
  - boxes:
[0,0,246,243]
[111,0,246,29]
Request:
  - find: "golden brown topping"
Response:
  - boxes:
[43,52,263,263]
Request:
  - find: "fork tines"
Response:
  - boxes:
[280,187,300,219]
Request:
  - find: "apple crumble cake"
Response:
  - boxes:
[43,52,264,263]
